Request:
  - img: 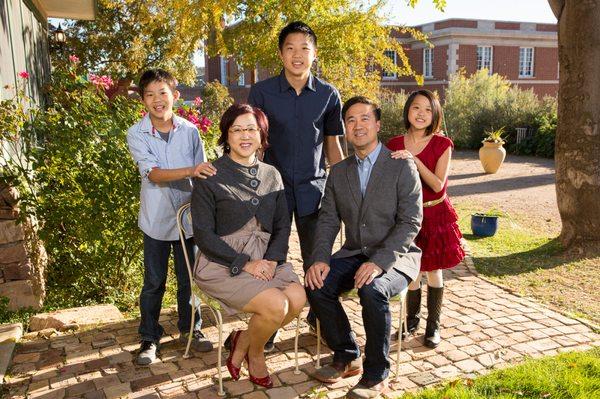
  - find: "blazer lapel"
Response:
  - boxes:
[346,158,363,209]
[360,146,390,219]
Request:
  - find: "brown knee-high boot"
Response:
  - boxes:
[424,286,443,348]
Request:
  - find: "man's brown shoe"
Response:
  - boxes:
[347,377,389,399]
[312,358,363,383]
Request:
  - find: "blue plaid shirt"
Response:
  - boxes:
[355,142,382,196]
[127,114,205,241]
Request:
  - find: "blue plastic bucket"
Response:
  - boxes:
[471,214,499,237]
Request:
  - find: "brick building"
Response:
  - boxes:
[203,18,558,101]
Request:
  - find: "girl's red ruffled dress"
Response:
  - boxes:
[387,134,465,271]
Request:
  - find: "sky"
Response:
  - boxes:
[386,0,557,26]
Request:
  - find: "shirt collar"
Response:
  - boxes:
[355,141,382,165]
[139,113,183,138]
[278,70,316,93]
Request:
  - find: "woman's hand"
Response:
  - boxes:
[390,149,413,160]
[243,259,276,281]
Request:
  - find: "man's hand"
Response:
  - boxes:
[191,162,217,179]
[354,262,383,289]
[305,262,330,290]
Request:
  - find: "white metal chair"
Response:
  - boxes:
[315,286,408,380]
[177,203,302,397]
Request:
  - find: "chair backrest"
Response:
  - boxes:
[176,203,195,285]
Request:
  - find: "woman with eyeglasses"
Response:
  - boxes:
[191,103,305,388]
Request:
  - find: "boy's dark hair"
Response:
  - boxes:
[218,103,269,154]
[342,96,382,121]
[138,69,177,97]
[403,89,443,135]
[278,21,317,50]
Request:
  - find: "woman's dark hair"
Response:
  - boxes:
[218,104,269,153]
[403,89,443,135]
[138,69,177,97]
[278,21,317,50]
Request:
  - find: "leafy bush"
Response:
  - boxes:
[444,69,555,152]
[378,89,409,144]
[199,81,233,160]
[28,65,145,309]
[2,61,224,312]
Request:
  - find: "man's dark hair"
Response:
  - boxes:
[278,21,317,50]
[342,96,382,121]
[138,69,177,97]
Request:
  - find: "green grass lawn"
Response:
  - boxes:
[454,203,600,326]
[399,347,600,399]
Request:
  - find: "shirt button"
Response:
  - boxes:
[249,168,257,176]
[251,197,260,206]
[250,179,259,188]
[361,223,366,228]
[363,246,368,250]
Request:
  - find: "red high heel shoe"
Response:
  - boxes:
[246,354,273,388]
[226,330,243,380]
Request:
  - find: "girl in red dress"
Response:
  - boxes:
[387,89,465,348]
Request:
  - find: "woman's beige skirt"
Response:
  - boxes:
[193,218,301,315]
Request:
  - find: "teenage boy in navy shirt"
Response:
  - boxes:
[127,69,217,365]
[248,21,345,351]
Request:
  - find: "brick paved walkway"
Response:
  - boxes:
[4,230,599,399]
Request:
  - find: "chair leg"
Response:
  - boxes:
[216,311,225,397]
[316,319,321,368]
[294,314,301,374]
[395,290,407,380]
[183,296,196,359]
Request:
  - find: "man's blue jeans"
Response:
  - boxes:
[306,254,410,382]
[139,234,201,342]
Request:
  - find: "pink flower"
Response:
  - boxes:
[140,110,148,117]
[18,71,29,79]
[69,55,80,63]
[199,116,212,133]
[194,97,203,107]
[89,74,114,90]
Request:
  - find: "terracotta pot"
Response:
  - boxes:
[479,141,506,174]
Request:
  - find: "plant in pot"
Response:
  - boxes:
[471,209,505,237]
[479,127,506,174]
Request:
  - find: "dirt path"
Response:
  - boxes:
[448,150,561,235]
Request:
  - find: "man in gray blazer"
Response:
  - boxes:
[305,96,422,399]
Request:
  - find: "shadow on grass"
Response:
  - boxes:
[467,237,573,277]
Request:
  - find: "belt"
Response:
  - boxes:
[423,194,446,208]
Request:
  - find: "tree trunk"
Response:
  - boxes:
[550,0,600,250]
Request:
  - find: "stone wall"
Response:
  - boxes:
[0,183,45,310]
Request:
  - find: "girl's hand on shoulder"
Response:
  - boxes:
[390,150,413,160]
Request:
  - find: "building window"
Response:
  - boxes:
[382,50,397,79]
[519,47,534,78]
[237,63,245,86]
[477,46,493,73]
[423,48,433,78]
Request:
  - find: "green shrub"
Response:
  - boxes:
[378,89,409,144]
[30,66,145,309]
[200,81,233,160]
[2,63,223,312]
[444,69,555,151]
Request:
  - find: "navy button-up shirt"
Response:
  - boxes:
[248,71,344,217]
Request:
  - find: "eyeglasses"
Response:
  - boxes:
[229,127,260,135]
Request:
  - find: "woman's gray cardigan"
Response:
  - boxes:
[191,155,291,276]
